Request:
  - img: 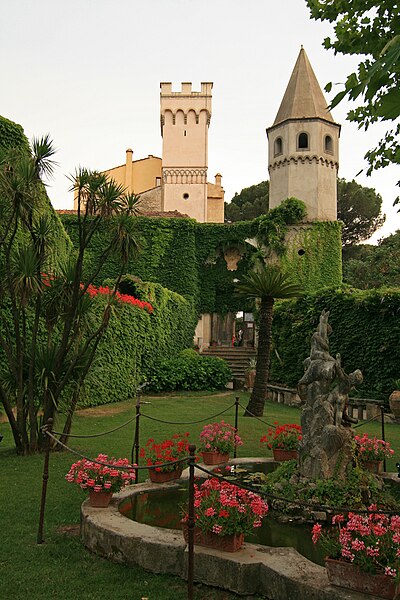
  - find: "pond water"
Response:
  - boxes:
[119,462,325,566]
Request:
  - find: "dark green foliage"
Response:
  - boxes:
[270,287,400,400]
[0,115,29,152]
[147,349,232,393]
[262,461,395,511]
[78,284,196,406]
[225,181,269,222]
[343,231,400,289]
[337,178,385,247]
[60,203,341,315]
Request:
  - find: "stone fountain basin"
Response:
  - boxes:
[80,458,386,600]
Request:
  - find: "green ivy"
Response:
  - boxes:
[76,282,197,407]
[60,208,341,314]
[270,287,400,400]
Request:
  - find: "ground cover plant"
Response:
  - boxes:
[1,392,400,599]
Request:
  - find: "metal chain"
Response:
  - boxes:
[50,412,139,438]
[237,402,277,429]
[140,403,236,425]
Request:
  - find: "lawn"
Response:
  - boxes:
[1,391,399,600]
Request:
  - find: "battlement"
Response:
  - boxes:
[160,82,213,96]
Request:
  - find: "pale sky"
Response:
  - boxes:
[2,0,398,243]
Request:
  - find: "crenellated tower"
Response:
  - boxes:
[266,48,340,221]
[160,82,212,222]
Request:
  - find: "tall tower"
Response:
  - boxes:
[160,82,212,222]
[267,48,340,221]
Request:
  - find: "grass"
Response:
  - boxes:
[1,391,400,600]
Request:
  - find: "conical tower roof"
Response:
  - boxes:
[273,47,335,126]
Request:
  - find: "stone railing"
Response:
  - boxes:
[266,384,384,420]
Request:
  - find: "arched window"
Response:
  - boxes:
[274,137,283,156]
[324,135,333,153]
[298,132,309,150]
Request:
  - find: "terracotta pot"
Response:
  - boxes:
[148,467,183,483]
[182,522,244,552]
[325,557,400,599]
[88,489,113,508]
[201,451,230,465]
[245,369,256,390]
[362,459,384,474]
[389,390,400,419]
[272,448,298,462]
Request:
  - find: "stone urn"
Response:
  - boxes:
[389,384,400,418]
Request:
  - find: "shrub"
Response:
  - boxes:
[147,350,232,392]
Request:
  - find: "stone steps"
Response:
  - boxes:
[201,346,256,379]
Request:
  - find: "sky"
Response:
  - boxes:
[1,0,398,243]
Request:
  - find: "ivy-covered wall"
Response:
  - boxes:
[60,213,342,314]
[73,281,197,407]
[270,287,400,401]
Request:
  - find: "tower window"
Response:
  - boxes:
[183,193,189,200]
[184,130,187,136]
[298,132,309,150]
[324,135,333,154]
[274,137,283,156]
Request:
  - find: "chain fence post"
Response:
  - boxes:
[187,444,196,600]
[132,394,141,483]
[381,405,387,472]
[37,418,53,544]
[233,396,239,459]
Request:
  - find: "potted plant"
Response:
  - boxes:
[389,379,400,419]
[65,454,136,507]
[199,420,243,465]
[260,423,302,461]
[312,507,400,598]
[140,433,190,483]
[181,477,269,552]
[354,433,394,474]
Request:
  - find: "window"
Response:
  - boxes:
[183,193,189,200]
[324,135,333,153]
[298,132,309,149]
[274,137,283,156]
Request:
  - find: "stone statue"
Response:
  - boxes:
[298,310,363,480]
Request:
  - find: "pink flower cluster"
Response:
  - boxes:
[199,420,243,455]
[355,433,394,462]
[182,477,268,537]
[312,506,400,578]
[65,454,136,493]
[86,285,154,313]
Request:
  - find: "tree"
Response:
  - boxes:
[235,267,302,417]
[343,230,400,289]
[225,181,269,222]
[0,137,138,454]
[306,1,400,178]
[337,178,385,247]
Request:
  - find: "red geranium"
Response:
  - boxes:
[140,433,190,472]
[260,423,302,451]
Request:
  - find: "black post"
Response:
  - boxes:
[187,444,196,600]
[37,418,53,544]
[381,405,387,472]
[132,394,141,483]
[233,396,239,459]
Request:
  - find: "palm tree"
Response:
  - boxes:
[235,266,303,417]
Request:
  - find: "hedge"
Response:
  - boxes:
[270,287,400,401]
[78,282,197,407]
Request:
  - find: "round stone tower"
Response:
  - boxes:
[267,48,340,221]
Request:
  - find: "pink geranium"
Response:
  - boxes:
[199,420,243,454]
[66,454,136,493]
[312,506,400,579]
[181,477,268,537]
